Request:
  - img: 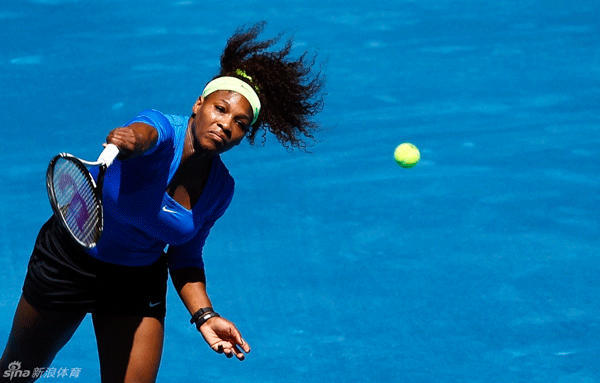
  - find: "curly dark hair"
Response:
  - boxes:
[214,22,325,150]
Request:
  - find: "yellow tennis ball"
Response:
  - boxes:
[394,143,420,168]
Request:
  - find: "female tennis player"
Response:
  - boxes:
[0,22,324,382]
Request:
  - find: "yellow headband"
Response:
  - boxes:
[202,76,261,125]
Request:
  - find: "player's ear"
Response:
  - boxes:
[192,96,205,115]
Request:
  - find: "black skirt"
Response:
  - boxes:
[22,216,167,318]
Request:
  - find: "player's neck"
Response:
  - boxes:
[182,124,213,166]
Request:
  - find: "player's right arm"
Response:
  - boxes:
[105,122,158,160]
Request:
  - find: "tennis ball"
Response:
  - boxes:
[394,143,420,168]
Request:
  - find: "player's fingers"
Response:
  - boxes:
[212,343,225,354]
[106,128,138,158]
[232,345,246,361]
[239,337,251,353]
[221,344,245,360]
[223,347,233,358]
[107,127,135,143]
[212,342,246,361]
[228,326,250,352]
[212,341,233,354]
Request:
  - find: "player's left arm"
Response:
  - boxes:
[170,267,251,361]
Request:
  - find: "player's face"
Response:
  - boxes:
[191,91,252,154]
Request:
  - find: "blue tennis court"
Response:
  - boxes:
[1,0,600,381]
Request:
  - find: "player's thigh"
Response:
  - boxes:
[92,314,164,383]
[0,296,85,379]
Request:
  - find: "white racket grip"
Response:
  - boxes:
[97,144,120,167]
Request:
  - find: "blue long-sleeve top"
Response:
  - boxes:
[87,109,234,270]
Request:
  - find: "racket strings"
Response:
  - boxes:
[52,158,101,246]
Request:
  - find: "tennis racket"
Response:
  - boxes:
[46,144,120,248]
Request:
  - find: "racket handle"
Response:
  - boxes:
[97,144,120,167]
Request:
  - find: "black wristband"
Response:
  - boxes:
[190,307,214,325]
[194,311,220,329]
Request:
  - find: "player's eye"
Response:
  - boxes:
[237,118,251,132]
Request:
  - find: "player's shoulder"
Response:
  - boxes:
[128,109,171,128]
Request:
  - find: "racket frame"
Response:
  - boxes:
[46,153,107,249]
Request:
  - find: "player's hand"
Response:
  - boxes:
[105,123,158,159]
[198,316,251,361]
[105,126,137,159]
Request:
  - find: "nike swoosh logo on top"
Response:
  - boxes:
[149,302,162,308]
[162,206,178,214]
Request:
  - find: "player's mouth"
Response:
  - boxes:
[208,131,225,145]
